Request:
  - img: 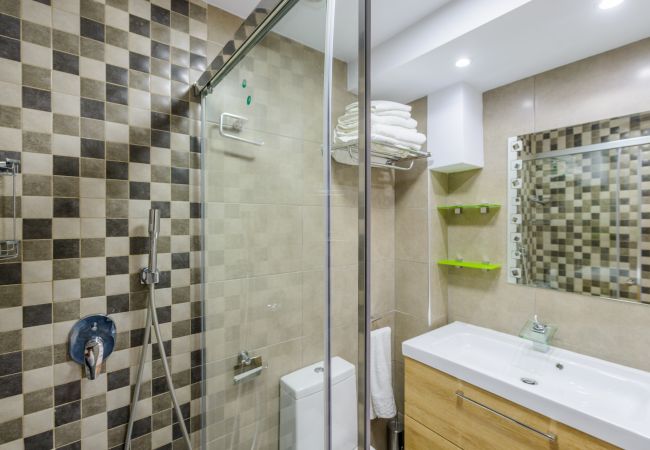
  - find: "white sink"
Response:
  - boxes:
[402,321,650,449]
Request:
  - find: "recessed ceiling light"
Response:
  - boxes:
[599,0,623,10]
[455,58,471,68]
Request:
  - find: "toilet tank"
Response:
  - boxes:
[279,357,357,450]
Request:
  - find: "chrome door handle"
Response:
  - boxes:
[455,390,557,442]
[219,112,264,146]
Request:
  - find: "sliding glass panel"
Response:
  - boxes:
[200,0,366,448]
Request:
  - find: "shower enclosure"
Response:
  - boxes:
[197,0,371,448]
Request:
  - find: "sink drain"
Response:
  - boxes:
[521,377,538,385]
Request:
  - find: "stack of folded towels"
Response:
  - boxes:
[334,100,427,159]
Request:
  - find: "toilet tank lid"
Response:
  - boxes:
[280,357,355,399]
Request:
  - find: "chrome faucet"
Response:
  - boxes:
[520,314,557,353]
[531,315,548,334]
[84,336,104,380]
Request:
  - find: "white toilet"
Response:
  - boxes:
[279,356,376,450]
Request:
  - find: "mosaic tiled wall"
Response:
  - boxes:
[0,1,226,449]
[511,111,650,303]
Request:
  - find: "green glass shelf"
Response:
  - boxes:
[437,259,501,270]
[437,204,500,214]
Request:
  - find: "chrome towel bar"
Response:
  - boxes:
[233,351,266,384]
[220,112,264,146]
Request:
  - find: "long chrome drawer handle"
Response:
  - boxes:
[455,390,557,442]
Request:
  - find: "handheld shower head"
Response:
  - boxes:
[147,208,160,274]
[148,208,160,238]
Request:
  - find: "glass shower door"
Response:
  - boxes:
[200,1,363,448]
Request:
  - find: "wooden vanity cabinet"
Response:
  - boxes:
[404,358,618,450]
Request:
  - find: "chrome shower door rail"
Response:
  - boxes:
[357,0,372,448]
[322,0,336,448]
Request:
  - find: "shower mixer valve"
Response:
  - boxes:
[69,315,116,380]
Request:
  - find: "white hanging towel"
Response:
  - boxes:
[370,327,397,419]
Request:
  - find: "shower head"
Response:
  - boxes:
[148,208,160,238]
[146,208,161,275]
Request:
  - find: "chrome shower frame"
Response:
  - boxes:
[357,0,372,448]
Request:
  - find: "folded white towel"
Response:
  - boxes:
[333,131,423,152]
[372,124,427,146]
[345,100,412,113]
[373,110,412,119]
[335,124,426,146]
[370,327,397,419]
[337,113,418,130]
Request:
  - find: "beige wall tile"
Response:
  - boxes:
[534,39,650,132]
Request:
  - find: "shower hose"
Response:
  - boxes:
[124,282,193,450]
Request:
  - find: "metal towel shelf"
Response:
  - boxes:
[330,142,429,172]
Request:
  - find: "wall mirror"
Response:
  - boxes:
[507,111,650,304]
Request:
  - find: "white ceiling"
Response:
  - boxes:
[271,0,453,62]
[367,0,650,102]
[208,0,259,19]
[208,0,453,62]
[207,0,650,103]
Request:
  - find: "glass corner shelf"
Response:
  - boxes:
[437,203,500,214]
[437,259,501,271]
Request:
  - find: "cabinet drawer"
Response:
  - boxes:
[404,358,617,450]
[405,415,461,450]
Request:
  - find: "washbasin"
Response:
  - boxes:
[402,321,650,449]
